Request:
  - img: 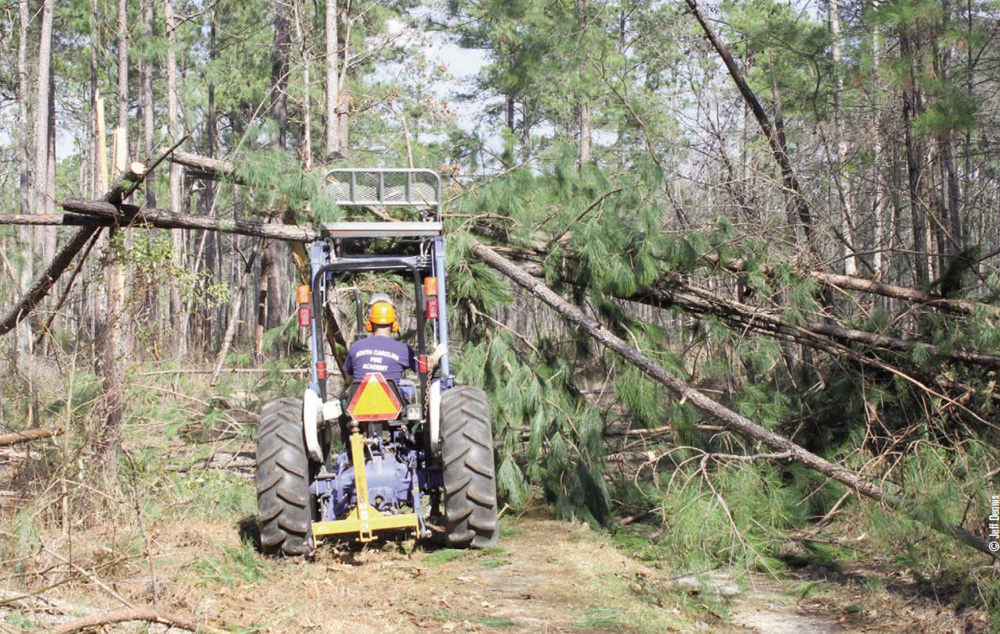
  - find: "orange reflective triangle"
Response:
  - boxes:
[347,373,403,421]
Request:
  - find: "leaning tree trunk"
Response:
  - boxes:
[685,0,821,265]
[470,240,997,560]
[0,228,100,338]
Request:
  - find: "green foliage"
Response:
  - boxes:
[192,540,270,586]
[650,461,802,572]
[159,471,256,523]
[721,0,833,120]
[110,232,229,311]
[454,331,611,526]
[5,509,39,559]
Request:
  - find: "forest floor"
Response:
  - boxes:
[0,388,990,633]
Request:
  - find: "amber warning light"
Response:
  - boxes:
[346,373,403,421]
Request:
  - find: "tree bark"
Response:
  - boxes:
[255,241,273,358]
[271,0,291,150]
[900,32,930,286]
[325,0,340,158]
[141,1,160,339]
[16,0,33,356]
[829,0,858,276]
[142,0,156,209]
[0,428,63,448]
[165,0,187,358]
[871,18,888,279]
[0,214,112,228]
[33,0,55,263]
[96,225,125,463]
[116,0,129,133]
[470,240,997,560]
[166,150,241,182]
[60,199,318,241]
[294,0,312,169]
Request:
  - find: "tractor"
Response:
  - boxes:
[254,169,498,555]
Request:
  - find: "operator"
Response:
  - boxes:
[343,293,447,397]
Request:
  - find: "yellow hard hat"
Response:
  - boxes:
[366,294,399,333]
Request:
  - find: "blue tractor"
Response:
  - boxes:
[255,169,498,555]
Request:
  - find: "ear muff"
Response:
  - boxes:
[367,300,398,333]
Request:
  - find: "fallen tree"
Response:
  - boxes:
[0,428,63,447]
[699,253,1000,319]
[0,226,100,337]
[470,239,997,560]
[60,199,315,241]
[0,168,994,561]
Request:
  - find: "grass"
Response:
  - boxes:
[2,611,37,632]
[472,617,517,628]
[421,546,510,568]
[573,607,627,629]
[499,523,524,539]
[191,540,270,586]
[421,548,470,566]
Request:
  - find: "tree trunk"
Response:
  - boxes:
[212,244,260,385]
[264,0,294,352]
[871,18,888,280]
[204,10,219,350]
[470,240,997,560]
[325,0,340,159]
[16,0,33,356]
[271,0,291,150]
[255,242,273,359]
[829,0,858,275]
[116,0,129,133]
[335,3,350,153]
[165,0,187,358]
[576,0,591,165]
[90,0,107,339]
[141,0,159,340]
[900,32,930,287]
[142,0,156,209]
[96,224,125,464]
[33,0,55,264]
[295,0,312,169]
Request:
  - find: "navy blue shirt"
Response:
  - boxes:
[343,335,417,383]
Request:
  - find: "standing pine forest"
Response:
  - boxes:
[2,0,1000,627]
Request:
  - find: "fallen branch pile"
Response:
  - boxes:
[471,240,997,560]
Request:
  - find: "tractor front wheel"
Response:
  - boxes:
[256,398,314,556]
[439,386,498,548]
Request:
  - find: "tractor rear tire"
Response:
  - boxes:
[256,398,314,556]
[440,386,498,549]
